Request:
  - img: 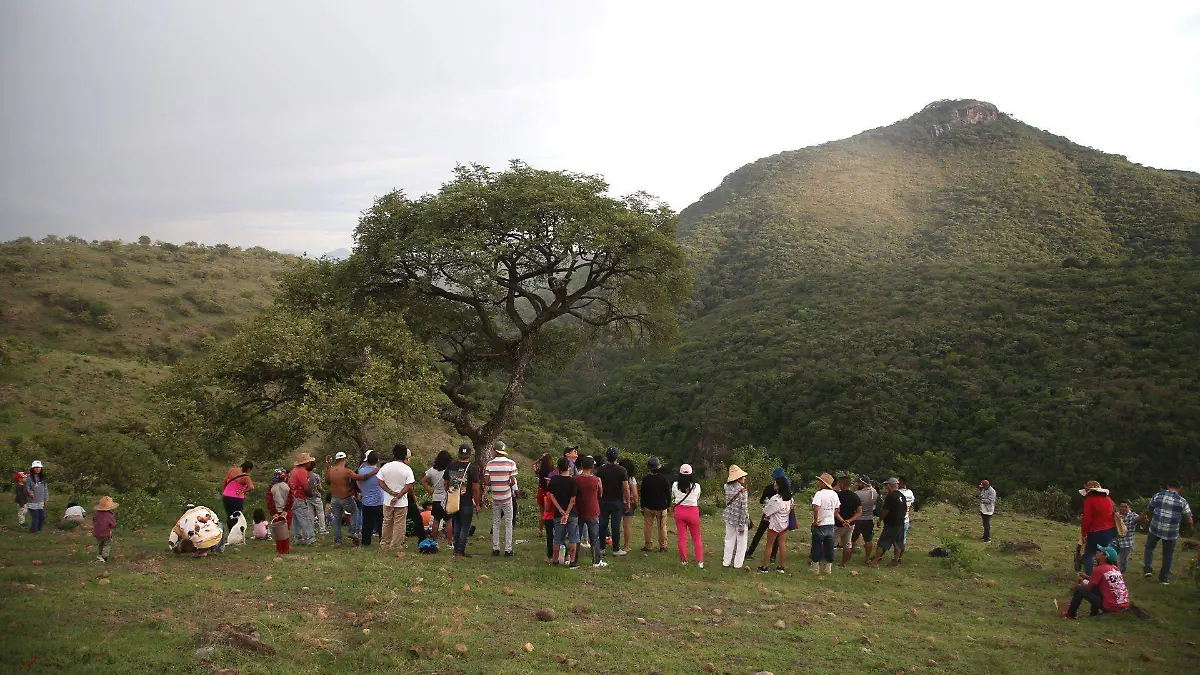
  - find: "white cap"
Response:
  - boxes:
[333,452,347,461]
[679,464,693,476]
[31,460,43,469]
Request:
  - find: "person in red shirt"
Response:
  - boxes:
[1064,546,1130,618]
[1078,480,1116,575]
[574,456,605,567]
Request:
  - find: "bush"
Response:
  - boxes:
[938,534,978,573]
[1007,487,1074,522]
[39,431,159,494]
[113,489,170,530]
[96,314,118,331]
[109,270,133,287]
[934,480,979,513]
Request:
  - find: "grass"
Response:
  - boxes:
[1,500,1196,674]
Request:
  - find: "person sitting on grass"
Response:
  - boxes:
[251,509,270,540]
[1064,546,1129,619]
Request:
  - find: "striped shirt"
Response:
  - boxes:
[484,456,518,504]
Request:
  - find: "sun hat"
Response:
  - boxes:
[333,451,347,461]
[605,446,619,461]
[816,472,835,490]
[726,465,748,483]
[294,452,316,466]
[1078,480,1109,496]
[1101,546,1119,564]
[679,464,693,476]
[31,460,43,469]
[885,477,900,487]
[978,479,990,488]
[647,457,661,470]
[94,495,119,511]
[458,443,471,459]
[493,441,508,456]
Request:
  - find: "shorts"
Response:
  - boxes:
[877,525,904,553]
[430,501,448,522]
[623,505,635,517]
[835,526,853,548]
[553,515,580,546]
[852,519,874,543]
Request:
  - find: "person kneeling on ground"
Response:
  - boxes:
[1064,546,1129,619]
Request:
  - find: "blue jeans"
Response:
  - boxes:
[452,502,474,554]
[599,500,623,552]
[553,514,580,547]
[1117,545,1132,574]
[29,507,46,533]
[292,498,315,544]
[1143,532,1177,582]
[1083,528,1116,575]
[329,496,359,543]
[811,524,835,563]
[580,517,602,564]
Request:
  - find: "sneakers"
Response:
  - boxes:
[1144,572,1153,578]
[758,566,769,573]
[613,550,628,556]
[492,549,501,557]
[94,556,106,563]
[594,560,609,568]
[777,567,786,574]
[504,551,514,557]
[809,562,820,574]
[681,561,689,566]
[821,562,833,574]
[568,560,579,569]
[641,546,652,552]
[1160,580,1170,586]
[697,562,705,569]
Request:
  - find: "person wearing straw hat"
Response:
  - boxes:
[92,496,118,563]
[289,452,318,545]
[722,465,750,569]
[1078,480,1117,576]
[810,472,841,574]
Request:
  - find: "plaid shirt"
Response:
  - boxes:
[1113,511,1140,550]
[1147,490,1193,540]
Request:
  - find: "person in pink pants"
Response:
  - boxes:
[671,464,704,568]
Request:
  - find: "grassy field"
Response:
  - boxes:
[1,500,1196,674]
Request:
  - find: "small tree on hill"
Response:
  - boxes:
[339,161,691,463]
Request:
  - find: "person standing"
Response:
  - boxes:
[640,458,669,552]
[485,441,519,557]
[758,475,793,573]
[869,478,907,568]
[355,452,384,547]
[722,465,750,569]
[898,476,914,561]
[747,468,789,560]
[810,473,840,574]
[978,479,997,543]
[378,444,416,550]
[92,496,118,563]
[1142,481,1193,585]
[309,466,328,536]
[267,468,294,555]
[221,461,255,531]
[289,453,317,545]
[1113,502,1139,574]
[26,461,48,534]
[13,472,28,528]
[326,452,360,545]
[671,464,704,568]
[422,450,454,544]
[619,458,639,553]
[548,457,579,567]
[444,444,482,558]
[835,475,861,567]
[1078,481,1116,576]
[533,453,554,541]
[851,476,878,564]
[596,447,630,557]
[575,456,606,567]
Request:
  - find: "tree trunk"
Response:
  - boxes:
[470,340,537,465]
[351,426,370,463]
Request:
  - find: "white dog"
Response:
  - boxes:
[226,511,247,546]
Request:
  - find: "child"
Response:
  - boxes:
[758,476,793,573]
[13,473,28,527]
[92,496,118,563]
[252,509,270,540]
[1113,502,1140,574]
[419,501,433,539]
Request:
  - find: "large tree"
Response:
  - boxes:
[345,161,691,462]
[154,262,442,459]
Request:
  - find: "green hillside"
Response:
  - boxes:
[680,100,1200,312]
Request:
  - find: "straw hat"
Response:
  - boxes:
[726,465,748,483]
[1078,480,1109,496]
[816,472,835,490]
[294,452,316,466]
[94,495,118,511]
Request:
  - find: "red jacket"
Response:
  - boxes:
[1081,493,1115,535]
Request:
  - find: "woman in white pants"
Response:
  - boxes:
[723,465,750,569]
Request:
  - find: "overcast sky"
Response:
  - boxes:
[2,1,1198,253]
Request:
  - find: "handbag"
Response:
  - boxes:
[445,462,469,515]
[1114,508,1128,537]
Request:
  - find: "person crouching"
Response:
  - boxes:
[1064,546,1129,619]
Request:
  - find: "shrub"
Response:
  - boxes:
[96,314,118,331]
[938,535,978,573]
[182,289,225,314]
[157,241,180,252]
[113,489,169,530]
[935,480,979,513]
[1007,487,1074,522]
[109,270,133,288]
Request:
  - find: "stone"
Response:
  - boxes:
[535,608,557,621]
[195,647,215,662]
[455,644,468,655]
[31,560,43,566]
[503,587,514,595]
[636,617,648,625]
[463,584,471,591]
[97,578,110,585]
[773,620,786,629]
[523,642,534,653]
[478,574,489,582]
[703,663,717,672]
[566,659,579,668]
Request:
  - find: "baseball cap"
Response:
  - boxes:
[458,443,471,459]
[885,477,899,487]
[679,464,693,476]
[605,446,619,461]
[857,475,871,485]
[979,479,990,488]
[333,451,347,461]
[493,441,508,456]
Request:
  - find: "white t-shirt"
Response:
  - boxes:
[811,488,841,527]
[671,482,701,507]
[63,505,86,520]
[377,461,415,507]
[424,467,447,502]
[899,488,914,524]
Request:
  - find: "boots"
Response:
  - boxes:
[809,562,820,574]
[821,562,833,574]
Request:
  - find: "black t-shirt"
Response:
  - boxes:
[759,483,778,504]
[640,472,670,510]
[595,463,629,502]
[443,461,481,493]
[547,474,578,515]
[881,490,906,527]
[837,489,861,521]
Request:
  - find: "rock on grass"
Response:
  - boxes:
[535,609,557,621]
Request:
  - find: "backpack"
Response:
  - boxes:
[872,489,884,519]
[445,462,470,515]
[418,538,439,554]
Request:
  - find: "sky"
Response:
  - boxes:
[2,1,1198,254]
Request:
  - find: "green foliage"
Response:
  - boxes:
[1007,487,1075,522]
[938,534,979,573]
[935,481,980,513]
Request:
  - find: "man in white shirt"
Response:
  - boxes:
[377,444,416,550]
[898,476,915,564]
[810,472,841,575]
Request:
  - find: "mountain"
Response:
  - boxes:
[321,247,351,260]
[532,100,1200,499]
[678,99,1199,312]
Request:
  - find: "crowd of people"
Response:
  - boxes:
[8,447,1195,622]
